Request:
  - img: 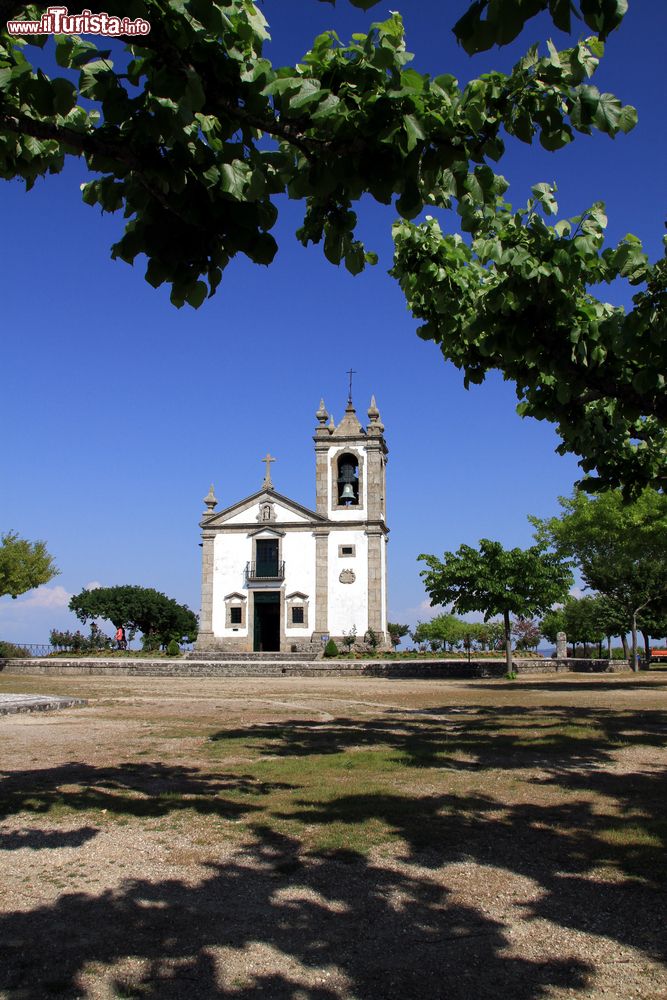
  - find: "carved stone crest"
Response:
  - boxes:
[339,569,356,584]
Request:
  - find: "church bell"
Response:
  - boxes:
[338,458,358,503]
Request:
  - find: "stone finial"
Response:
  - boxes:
[316,398,329,425]
[328,414,335,432]
[203,483,217,514]
[366,394,384,434]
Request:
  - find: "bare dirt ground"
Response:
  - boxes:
[0,672,666,1000]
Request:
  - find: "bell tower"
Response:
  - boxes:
[313,395,387,520]
[313,393,389,648]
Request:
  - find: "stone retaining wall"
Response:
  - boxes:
[0,656,633,678]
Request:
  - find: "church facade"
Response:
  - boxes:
[195,395,390,653]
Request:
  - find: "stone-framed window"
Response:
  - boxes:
[331,447,365,511]
[247,528,286,581]
[286,592,309,629]
[224,592,247,629]
[338,544,356,558]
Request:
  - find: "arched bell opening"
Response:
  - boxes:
[337,452,359,506]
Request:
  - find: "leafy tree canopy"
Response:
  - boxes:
[1,0,661,492]
[531,489,667,616]
[0,530,58,599]
[531,488,667,667]
[419,539,572,669]
[387,621,409,648]
[69,584,198,645]
[511,615,541,650]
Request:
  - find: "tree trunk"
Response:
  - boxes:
[621,634,629,658]
[641,630,651,669]
[607,635,612,659]
[503,610,512,675]
[631,613,639,672]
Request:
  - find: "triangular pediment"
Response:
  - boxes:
[202,488,326,528]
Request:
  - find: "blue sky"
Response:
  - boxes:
[1,1,665,643]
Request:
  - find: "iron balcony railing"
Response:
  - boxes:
[245,560,285,582]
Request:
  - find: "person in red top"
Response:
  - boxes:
[115,626,127,650]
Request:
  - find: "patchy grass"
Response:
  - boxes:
[1,673,666,999]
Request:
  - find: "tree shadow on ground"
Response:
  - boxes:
[0,823,594,1000]
[0,761,296,822]
[278,782,667,963]
[2,708,665,997]
[0,826,99,851]
[209,705,667,770]
[472,679,657,692]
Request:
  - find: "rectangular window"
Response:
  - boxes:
[339,544,356,557]
[230,606,242,625]
[291,606,304,625]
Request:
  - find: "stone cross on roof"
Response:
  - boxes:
[262,452,276,489]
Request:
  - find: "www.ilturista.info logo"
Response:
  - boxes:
[6,6,150,35]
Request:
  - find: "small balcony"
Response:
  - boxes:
[245,560,285,583]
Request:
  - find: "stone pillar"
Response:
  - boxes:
[314,441,330,515]
[312,529,329,641]
[367,528,384,642]
[365,440,384,521]
[195,531,215,650]
[556,631,567,658]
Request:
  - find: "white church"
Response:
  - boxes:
[195,393,390,653]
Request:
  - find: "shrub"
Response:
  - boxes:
[166,639,181,657]
[342,625,357,653]
[49,625,112,653]
[323,638,339,658]
[0,640,30,658]
[365,627,380,651]
[505,670,518,680]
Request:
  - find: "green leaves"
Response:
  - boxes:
[531,488,667,636]
[454,0,628,54]
[531,182,558,215]
[392,204,667,494]
[0,0,645,334]
[69,584,198,644]
[0,531,59,600]
[419,539,573,624]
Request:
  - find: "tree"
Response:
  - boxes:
[539,606,565,646]
[562,595,605,656]
[511,616,541,651]
[69,584,198,647]
[419,540,572,673]
[1,0,663,491]
[0,530,58,599]
[387,622,409,650]
[532,489,667,670]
